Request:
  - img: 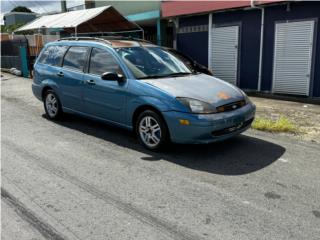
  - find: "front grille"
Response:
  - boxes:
[211,118,254,137]
[216,100,246,113]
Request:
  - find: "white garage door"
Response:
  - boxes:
[210,25,239,85]
[273,20,315,96]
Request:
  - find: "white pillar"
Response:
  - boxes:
[208,13,212,70]
[173,17,179,50]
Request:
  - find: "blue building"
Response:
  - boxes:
[162,1,320,98]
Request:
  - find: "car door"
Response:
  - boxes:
[59,46,89,112]
[83,47,127,124]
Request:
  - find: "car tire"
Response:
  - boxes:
[136,110,169,151]
[43,90,63,120]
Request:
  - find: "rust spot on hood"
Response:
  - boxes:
[217,92,231,100]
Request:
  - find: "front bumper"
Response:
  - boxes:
[162,103,256,144]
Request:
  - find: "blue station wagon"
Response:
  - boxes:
[32,37,256,150]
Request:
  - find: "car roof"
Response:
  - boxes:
[54,37,157,48]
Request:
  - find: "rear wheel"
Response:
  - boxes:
[44,90,63,120]
[136,110,169,151]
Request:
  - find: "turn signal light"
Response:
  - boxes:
[179,119,190,125]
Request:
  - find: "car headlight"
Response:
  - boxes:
[239,90,251,104]
[244,95,251,104]
[177,97,216,114]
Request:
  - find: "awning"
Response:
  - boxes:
[161,1,284,18]
[15,6,141,34]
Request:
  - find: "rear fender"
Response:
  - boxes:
[40,79,61,99]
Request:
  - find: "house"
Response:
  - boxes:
[3,12,37,26]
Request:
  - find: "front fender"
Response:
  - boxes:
[126,96,174,126]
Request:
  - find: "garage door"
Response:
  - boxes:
[210,25,239,85]
[273,20,315,96]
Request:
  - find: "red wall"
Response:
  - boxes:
[161,1,283,18]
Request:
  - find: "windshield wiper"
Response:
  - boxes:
[138,72,192,80]
[165,72,192,77]
[138,75,168,80]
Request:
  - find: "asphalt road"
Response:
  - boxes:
[1,73,320,240]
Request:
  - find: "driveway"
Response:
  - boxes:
[1,73,320,240]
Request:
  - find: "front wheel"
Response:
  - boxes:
[136,110,169,151]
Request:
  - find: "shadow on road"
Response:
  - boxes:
[45,113,286,175]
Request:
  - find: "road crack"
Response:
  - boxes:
[1,188,67,240]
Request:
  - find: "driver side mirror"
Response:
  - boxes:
[101,72,124,82]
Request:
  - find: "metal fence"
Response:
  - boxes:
[1,33,60,56]
[1,36,28,71]
[1,33,60,77]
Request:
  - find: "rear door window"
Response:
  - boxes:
[62,46,89,72]
[38,45,68,66]
[89,48,123,75]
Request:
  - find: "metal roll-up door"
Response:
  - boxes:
[273,20,315,96]
[210,25,239,85]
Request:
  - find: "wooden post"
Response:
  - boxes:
[34,34,43,56]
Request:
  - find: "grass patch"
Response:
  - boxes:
[252,116,299,133]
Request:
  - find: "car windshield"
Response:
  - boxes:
[115,47,193,79]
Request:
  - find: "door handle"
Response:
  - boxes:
[57,72,64,77]
[86,79,96,85]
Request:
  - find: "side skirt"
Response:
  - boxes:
[62,107,133,131]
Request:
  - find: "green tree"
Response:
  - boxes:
[11,6,33,13]
[1,23,24,33]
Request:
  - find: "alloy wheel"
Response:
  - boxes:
[139,116,162,148]
[45,93,58,118]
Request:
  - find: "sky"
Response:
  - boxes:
[1,0,85,24]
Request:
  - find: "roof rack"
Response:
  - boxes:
[99,36,152,44]
[58,36,153,46]
[58,37,112,45]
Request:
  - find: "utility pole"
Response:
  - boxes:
[61,0,67,12]
[85,0,96,9]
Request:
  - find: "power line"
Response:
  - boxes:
[31,1,49,14]
[7,0,18,9]
[25,1,41,13]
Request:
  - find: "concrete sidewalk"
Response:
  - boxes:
[251,96,320,143]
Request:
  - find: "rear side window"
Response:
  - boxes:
[89,48,123,75]
[63,46,88,72]
[38,45,68,66]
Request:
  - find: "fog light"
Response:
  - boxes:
[179,119,190,125]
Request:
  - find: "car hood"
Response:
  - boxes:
[141,74,244,106]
